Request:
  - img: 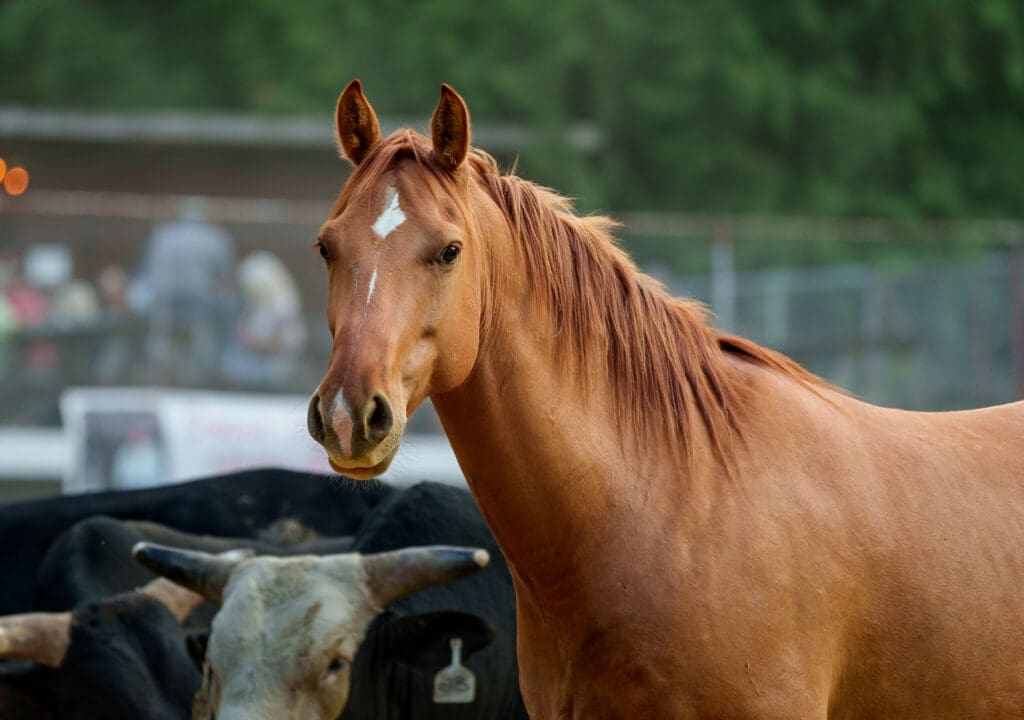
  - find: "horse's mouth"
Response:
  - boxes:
[319,419,403,481]
[327,435,401,480]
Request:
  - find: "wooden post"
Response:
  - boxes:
[711,224,736,332]
[860,271,884,403]
[1011,246,1024,400]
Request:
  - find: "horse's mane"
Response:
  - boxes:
[336,130,827,463]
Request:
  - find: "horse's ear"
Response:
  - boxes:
[430,83,470,170]
[335,79,382,166]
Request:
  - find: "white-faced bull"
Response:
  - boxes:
[134,542,492,720]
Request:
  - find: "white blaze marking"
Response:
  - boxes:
[372,186,406,239]
[331,391,352,428]
[366,266,378,306]
[330,391,354,455]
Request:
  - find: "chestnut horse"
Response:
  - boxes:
[307,80,1024,719]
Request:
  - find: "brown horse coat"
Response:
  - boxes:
[309,80,1024,719]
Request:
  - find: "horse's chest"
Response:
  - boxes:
[514,593,833,720]
[514,611,694,719]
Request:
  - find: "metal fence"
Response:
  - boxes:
[671,254,1020,411]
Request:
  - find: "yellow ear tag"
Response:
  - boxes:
[433,637,476,704]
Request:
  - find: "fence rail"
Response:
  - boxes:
[5,189,1024,244]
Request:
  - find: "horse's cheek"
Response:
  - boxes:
[430,320,480,394]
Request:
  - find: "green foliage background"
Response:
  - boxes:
[2,0,1022,221]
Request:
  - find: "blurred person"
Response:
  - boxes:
[98,265,129,313]
[3,253,57,381]
[94,265,141,385]
[4,263,50,328]
[23,244,72,296]
[132,197,238,386]
[222,251,307,389]
[82,410,166,491]
[110,424,166,489]
[0,254,61,424]
[50,279,100,326]
[0,260,18,376]
[0,260,17,329]
[46,278,106,387]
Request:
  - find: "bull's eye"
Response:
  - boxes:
[325,657,347,676]
[436,244,461,265]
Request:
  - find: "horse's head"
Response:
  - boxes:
[308,80,490,478]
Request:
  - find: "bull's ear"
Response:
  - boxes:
[336,79,382,165]
[138,577,205,624]
[185,629,209,670]
[387,611,494,672]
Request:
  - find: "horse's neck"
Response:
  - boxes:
[432,319,708,610]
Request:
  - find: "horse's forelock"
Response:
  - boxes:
[331,130,495,220]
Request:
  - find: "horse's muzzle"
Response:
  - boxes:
[308,391,402,478]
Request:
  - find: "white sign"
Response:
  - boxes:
[60,388,464,493]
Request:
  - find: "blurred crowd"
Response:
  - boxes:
[128,199,307,388]
[0,202,309,407]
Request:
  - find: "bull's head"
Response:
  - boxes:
[134,542,493,720]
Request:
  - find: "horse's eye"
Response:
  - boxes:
[315,242,330,262]
[437,244,461,265]
[325,657,347,676]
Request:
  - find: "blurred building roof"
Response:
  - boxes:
[0,106,602,152]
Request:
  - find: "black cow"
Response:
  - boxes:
[0,668,51,720]
[0,467,390,613]
[0,577,209,720]
[343,482,527,719]
[34,515,357,612]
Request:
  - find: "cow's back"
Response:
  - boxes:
[0,468,390,613]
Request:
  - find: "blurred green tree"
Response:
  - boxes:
[1,0,1021,222]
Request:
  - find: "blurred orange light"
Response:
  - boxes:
[0,157,6,183]
[4,167,28,196]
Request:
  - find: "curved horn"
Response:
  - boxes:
[132,542,251,605]
[361,545,490,608]
[138,577,206,624]
[0,612,71,668]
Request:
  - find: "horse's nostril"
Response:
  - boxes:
[307,394,327,443]
[365,392,394,444]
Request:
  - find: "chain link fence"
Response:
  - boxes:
[671,254,1020,410]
